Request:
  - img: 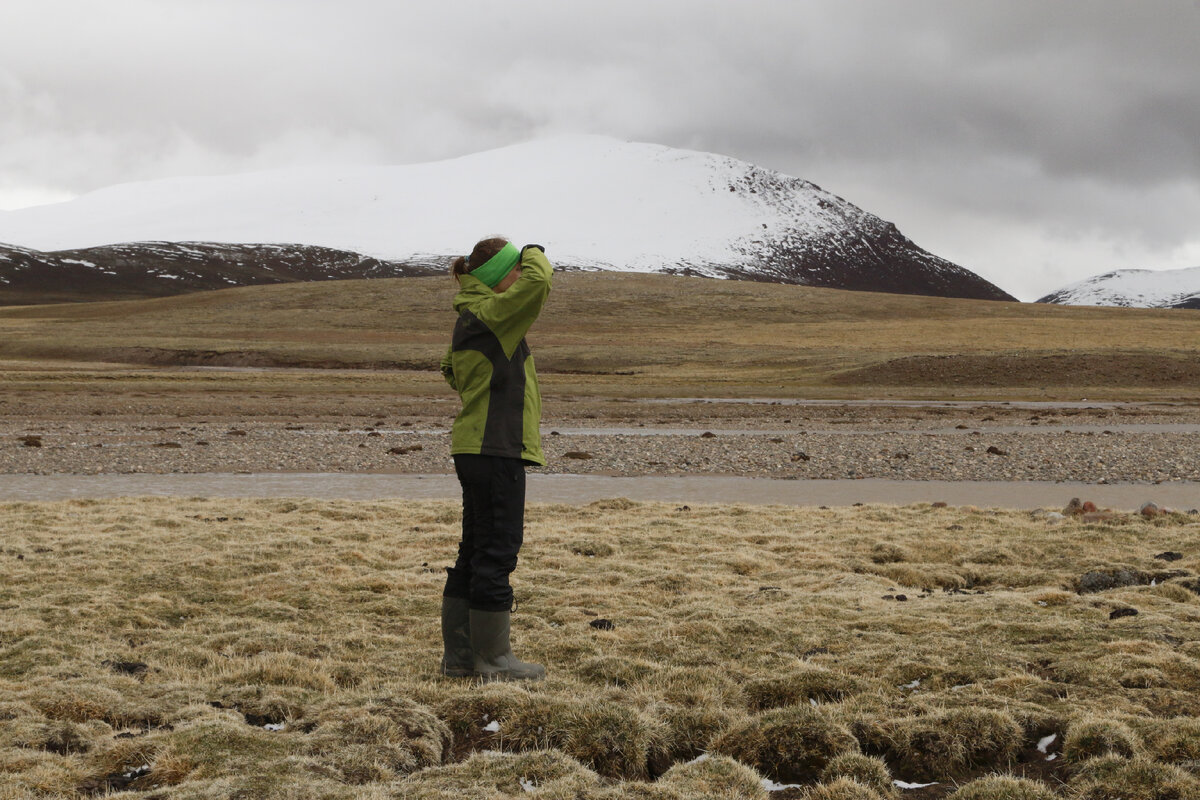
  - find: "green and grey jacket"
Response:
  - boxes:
[440,247,552,466]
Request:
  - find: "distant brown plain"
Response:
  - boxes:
[0,273,1198,413]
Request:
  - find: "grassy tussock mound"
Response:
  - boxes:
[820,753,897,797]
[1,498,1200,797]
[1070,755,1200,800]
[950,775,1060,800]
[806,777,889,800]
[713,705,859,783]
[1062,715,1141,761]
[888,708,1024,780]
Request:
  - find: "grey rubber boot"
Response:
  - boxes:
[440,596,474,677]
[469,609,545,682]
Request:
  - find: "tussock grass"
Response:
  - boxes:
[806,778,889,800]
[1062,716,1141,760]
[951,775,1060,799]
[888,708,1024,780]
[820,753,897,796]
[2,498,1200,797]
[712,704,860,783]
[1070,755,1200,799]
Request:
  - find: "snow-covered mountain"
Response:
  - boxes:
[1037,266,1200,309]
[0,136,1014,302]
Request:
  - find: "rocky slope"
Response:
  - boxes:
[1037,266,1200,309]
[0,136,1015,303]
[0,241,439,304]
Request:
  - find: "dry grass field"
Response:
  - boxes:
[1,273,1199,404]
[3,497,1200,798]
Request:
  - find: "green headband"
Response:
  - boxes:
[469,242,520,288]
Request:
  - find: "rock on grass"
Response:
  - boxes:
[1076,568,1188,593]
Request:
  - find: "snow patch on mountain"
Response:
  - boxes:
[0,137,819,268]
[0,135,1014,301]
[1037,266,1200,309]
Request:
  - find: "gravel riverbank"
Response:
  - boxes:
[3,401,1199,483]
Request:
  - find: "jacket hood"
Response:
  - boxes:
[453,275,492,312]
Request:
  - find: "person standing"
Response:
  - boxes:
[438,237,552,681]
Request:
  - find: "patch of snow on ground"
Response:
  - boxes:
[483,720,500,733]
[895,780,939,789]
[1037,733,1057,753]
[762,778,805,792]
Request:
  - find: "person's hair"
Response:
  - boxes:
[451,236,509,280]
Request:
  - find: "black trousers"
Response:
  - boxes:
[444,453,526,612]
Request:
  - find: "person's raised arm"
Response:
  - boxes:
[472,245,553,358]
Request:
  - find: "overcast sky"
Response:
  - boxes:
[2,0,1198,300]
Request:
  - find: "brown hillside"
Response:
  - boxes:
[0,272,1197,399]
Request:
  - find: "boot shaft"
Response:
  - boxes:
[469,609,545,682]
[440,596,474,678]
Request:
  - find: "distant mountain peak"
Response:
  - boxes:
[1037,266,1200,309]
[1,137,1014,302]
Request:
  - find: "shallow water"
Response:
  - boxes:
[1,472,1196,510]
